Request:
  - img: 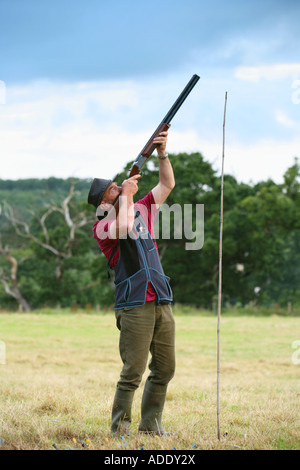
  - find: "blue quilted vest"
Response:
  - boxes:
[110,209,173,310]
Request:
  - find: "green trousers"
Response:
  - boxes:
[112,301,175,434]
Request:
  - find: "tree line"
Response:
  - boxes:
[0,153,299,312]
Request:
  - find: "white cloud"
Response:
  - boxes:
[275,111,300,128]
[220,138,300,184]
[235,63,300,82]
[0,78,299,186]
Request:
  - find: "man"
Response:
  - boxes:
[88,130,176,436]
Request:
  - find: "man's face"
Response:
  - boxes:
[101,182,122,205]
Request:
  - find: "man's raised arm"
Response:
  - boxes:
[151,130,175,207]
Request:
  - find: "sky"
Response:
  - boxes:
[0,0,300,185]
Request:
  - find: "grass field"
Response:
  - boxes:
[0,308,299,450]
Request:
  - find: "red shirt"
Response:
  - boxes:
[93,191,159,301]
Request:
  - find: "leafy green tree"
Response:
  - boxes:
[114,152,255,308]
[1,157,299,311]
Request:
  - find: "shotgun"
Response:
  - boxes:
[100,74,200,219]
[128,74,200,177]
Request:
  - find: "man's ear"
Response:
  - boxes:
[96,200,110,219]
[100,201,110,210]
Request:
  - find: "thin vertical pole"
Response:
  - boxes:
[217,91,227,441]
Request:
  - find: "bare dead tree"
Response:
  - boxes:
[0,234,31,312]
[2,181,95,280]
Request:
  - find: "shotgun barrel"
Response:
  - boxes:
[160,73,200,125]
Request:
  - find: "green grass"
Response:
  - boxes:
[0,309,299,450]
